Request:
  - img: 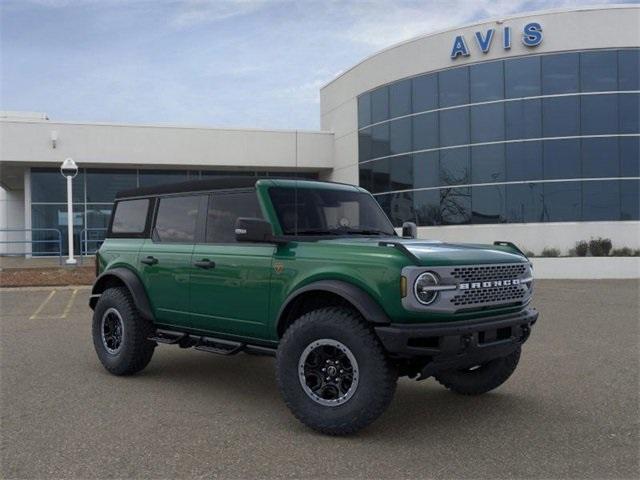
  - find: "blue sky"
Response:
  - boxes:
[0,0,632,130]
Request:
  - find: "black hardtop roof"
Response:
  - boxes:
[114,177,357,200]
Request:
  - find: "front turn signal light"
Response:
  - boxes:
[400,276,407,298]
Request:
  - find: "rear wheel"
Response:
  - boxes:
[276,307,397,435]
[92,287,156,376]
[434,347,521,395]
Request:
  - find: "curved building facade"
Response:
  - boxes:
[321,5,640,253]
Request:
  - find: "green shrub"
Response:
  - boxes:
[589,237,612,257]
[634,249,640,257]
[525,250,535,258]
[610,247,636,256]
[574,240,589,257]
[541,247,561,257]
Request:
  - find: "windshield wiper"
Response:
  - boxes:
[339,228,391,236]
[294,229,342,236]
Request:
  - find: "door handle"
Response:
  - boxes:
[193,259,216,269]
[141,256,158,266]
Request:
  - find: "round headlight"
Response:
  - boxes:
[414,272,439,305]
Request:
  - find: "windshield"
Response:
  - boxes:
[268,186,396,236]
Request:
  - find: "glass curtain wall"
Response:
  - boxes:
[30,168,317,255]
[357,48,640,226]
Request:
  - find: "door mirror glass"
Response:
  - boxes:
[402,221,417,239]
[235,217,274,243]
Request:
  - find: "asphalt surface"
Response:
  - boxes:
[1,280,638,479]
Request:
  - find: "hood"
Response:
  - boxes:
[318,237,527,266]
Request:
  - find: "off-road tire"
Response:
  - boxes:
[434,347,521,395]
[276,307,397,435]
[92,286,156,376]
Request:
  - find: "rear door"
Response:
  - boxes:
[189,189,274,338]
[139,194,206,328]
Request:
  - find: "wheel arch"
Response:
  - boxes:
[276,280,391,337]
[90,267,155,322]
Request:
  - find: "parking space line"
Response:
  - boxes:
[29,290,57,320]
[59,289,79,318]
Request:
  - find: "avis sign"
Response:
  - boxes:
[450,22,543,59]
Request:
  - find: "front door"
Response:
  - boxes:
[139,194,205,328]
[189,190,274,338]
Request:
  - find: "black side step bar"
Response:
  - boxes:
[147,329,276,357]
[148,329,187,344]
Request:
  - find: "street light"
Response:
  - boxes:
[60,157,78,265]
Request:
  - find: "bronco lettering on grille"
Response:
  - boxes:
[459,279,521,290]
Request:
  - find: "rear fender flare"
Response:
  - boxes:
[90,268,154,322]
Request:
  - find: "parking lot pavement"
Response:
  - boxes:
[1,281,638,479]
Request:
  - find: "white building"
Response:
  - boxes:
[1,5,638,256]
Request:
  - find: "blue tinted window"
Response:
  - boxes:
[506,183,543,223]
[505,57,540,98]
[621,179,640,220]
[389,191,415,226]
[472,185,505,224]
[542,52,579,94]
[86,169,137,203]
[440,187,471,224]
[619,92,640,134]
[470,61,504,102]
[620,137,640,177]
[543,181,581,222]
[440,148,470,186]
[139,170,188,187]
[371,87,389,123]
[543,96,579,137]
[371,123,390,158]
[414,189,441,225]
[582,138,619,178]
[412,73,438,112]
[359,163,373,191]
[412,112,439,151]
[389,118,412,155]
[439,67,469,107]
[581,51,617,92]
[32,204,84,255]
[581,94,618,135]
[619,49,640,90]
[390,155,413,191]
[505,99,542,140]
[372,158,390,193]
[506,142,543,182]
[583,180,620,221]
[358,93,371,128]
[544,139,580,180]
[413,152,439,188]
[31,168,84,203]
[439,108,469,147]
[390,79,412,118]
[359,129,372,162]
[471,103,504,143]
[471,144,505,184]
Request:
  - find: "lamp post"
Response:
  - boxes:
[60,158,78,265]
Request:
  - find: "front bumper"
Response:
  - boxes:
[374,308,538,378]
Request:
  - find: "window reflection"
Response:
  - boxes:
[583,180,620,221]
[543,182,581,222]
[440,187,471,225]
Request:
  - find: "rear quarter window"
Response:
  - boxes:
[110,199,150,235]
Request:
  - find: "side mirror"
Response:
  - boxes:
[235,217,275,243]
[402,221,417,239]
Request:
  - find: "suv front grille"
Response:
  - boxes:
[451,284,527,307]
[451,264,527,282]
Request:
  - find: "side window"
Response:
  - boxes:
[206,191,263,243]
[111,199,149,234]
[154,195,201,243]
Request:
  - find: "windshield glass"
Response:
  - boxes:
[268,186,396,236]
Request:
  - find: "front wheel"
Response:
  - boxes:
[434,347,521,395]
[276,307,397,435]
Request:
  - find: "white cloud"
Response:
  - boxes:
[170,0,274,29]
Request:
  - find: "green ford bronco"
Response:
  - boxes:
[90,178,537,435]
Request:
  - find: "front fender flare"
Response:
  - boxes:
[89,268,154,322]
[277,280,391,334]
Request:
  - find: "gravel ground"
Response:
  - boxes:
[1,280,638,479]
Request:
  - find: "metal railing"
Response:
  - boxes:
[0,228,64,265]
[79,228,107,263]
